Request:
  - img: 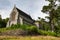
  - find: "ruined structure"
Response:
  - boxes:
[6,6,35,27]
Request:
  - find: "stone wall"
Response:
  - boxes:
[6,6,19,27]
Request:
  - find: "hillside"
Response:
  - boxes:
[0,24,60,40]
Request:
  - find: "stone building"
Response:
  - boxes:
[6,6,35,27]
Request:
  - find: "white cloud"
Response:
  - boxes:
[8,0,19,4]
[0,0,49,20]
[0,9,11,19]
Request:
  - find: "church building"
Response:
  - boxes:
[6,5,40,29]
[7,6,35,27]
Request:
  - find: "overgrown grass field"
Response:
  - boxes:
[0,24,59,36]
[0,24,60,40]
[0,36,60,40]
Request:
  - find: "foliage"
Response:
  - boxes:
[0,24,38,33]
[41,0,60,32]
[42,23,50,31]
[0,18,9,28]
[10,24,38,34]
[38,17,50,31]
[1,24,60,36]
[38,30,56,36]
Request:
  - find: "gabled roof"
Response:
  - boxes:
[15,7,34,20]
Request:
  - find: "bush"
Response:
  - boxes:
[43,24,50,31]
[27,26,38,32]
[10,24,38,35]
[38,30,56,36]
[10,24,38,33]
[0,24,58,36]
[56,33,60,37]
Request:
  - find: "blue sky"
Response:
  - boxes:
[0,0,49,20]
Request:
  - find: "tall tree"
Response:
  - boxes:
[42,0,59,32]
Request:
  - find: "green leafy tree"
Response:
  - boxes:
[42,0,59,32]
[54,6,60,33]
[38,17,50,31]
[0,17,9,28]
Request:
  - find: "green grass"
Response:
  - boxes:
[38,30,56,36]
[0,24,37,33]
[0,24,59,37]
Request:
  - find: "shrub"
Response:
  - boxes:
[56,33,60,37]
[43,24,50,31]
[10,24,38,33]
[38,30,56,36]
[27,26,38,32]
[0,24,58,36]
[9,24,38,35]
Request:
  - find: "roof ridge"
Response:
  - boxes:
[16,7,33,20]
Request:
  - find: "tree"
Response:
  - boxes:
[53,6,60,33]
[42,0,59,32]
[0,17,9,28]
[38,17,50,31]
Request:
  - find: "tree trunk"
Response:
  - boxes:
[49,11,54,32]
[51,21,54,32]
